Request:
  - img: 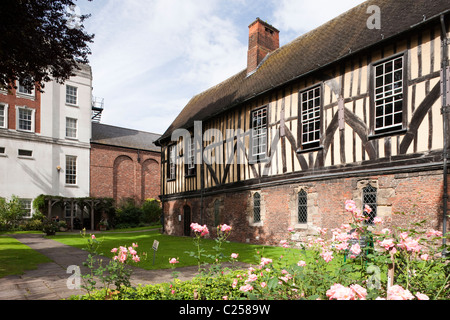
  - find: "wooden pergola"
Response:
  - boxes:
[45,197,111,231]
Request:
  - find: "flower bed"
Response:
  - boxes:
[72,200,449,300]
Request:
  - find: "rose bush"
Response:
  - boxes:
[74,201,449,300]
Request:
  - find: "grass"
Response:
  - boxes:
[0,228,316,278]
[50,229,296,270]
[0,234,52,278]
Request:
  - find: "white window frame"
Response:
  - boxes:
[17,81,35,98]
[65,117,78,139]
[66,85,78,106]
[16,106,35,132]
[251,106,268,161]
[373,55,404,134]
[0,103,8,129]
[300,85,321,149]
[168,145,176,180]
[19,199,33,218]
[65,155,77,185]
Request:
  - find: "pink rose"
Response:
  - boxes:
[297,260,306,267]
[220,224,232,232]
[320,250,334,263]
[169,258,179,264]
[415,292,429,300]
[239,284,254,292]
[91,235,96,240]
[231,253,239,259]
[111,248,118,253]
[350,284,367,300]
[350,243,361,256]
[345,200,357,212]
[387,285,414,300]
[260,258,272,266]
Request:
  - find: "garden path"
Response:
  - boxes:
[0,232,243,300]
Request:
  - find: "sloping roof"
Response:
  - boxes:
[157,0,450,144]
[91,122,161,152]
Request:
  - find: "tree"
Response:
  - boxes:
[0,0,94,91]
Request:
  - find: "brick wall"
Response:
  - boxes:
[163,169,449,246]
[0,85,41,133]
[90,143,161,204]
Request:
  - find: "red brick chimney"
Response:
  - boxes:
[247,18,280,76]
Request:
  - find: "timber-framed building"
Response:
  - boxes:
[156,0,450,245]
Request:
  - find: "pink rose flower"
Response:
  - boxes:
[320,250,334,263]
[297,260,306,267]
[415,292,429,300]
[239,284,254,292]
[345,200,357,212]
[350,243,361,256]
[169,258,179,264]
[387,285,414,300]
[220,224,232,232]
[231,253,239,259]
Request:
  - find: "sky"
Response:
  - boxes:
[76,0,366,135]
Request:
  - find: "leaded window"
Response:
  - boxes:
[373,55,404,134]
[363,184,377,225]
[300,86,321,149]
[253,192,261,223]
[298,190,308,224]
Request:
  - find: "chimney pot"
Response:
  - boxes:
[247,18,279,76]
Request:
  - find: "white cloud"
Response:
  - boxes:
[81,0,248,134]
[271,0,366,44]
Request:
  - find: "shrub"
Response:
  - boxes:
[0,196,25,231]
[140,198,161,224]
[115,200,142,228]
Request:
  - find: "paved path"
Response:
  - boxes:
[0,233,246,300]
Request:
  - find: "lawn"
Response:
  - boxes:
[50,229,298,270]
[0,235,52,278]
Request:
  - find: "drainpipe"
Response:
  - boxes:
[440,14,449,253]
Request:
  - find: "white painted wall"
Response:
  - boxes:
[0,65,93,216]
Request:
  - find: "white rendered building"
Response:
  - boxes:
[0,65,93,218]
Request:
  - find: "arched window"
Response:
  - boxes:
[253,192,261,223]
[363,184,377,224]
[297,190,308,224]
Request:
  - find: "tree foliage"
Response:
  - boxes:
[0,0,94,91]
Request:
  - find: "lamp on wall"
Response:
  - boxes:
[56,165,61,172]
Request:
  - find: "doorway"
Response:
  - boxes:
[183,205,191,236]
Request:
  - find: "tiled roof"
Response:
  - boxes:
[157,0,450,144]
[91,122,161,152]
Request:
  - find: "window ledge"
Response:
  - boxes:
[65,184,79,188]
[18,156,34,160]
[368,128,407,140]
[65,103,79,108]
[296,145,324,154]
[250,221,263,227]
[294,223,308,229]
